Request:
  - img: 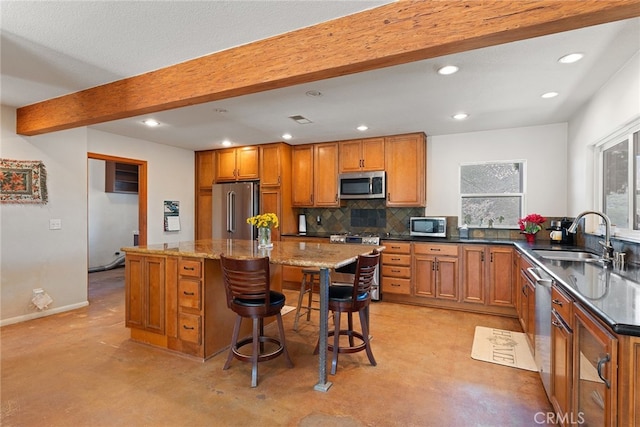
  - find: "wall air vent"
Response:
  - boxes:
[289,115,313,124]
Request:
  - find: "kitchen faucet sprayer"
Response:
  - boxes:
[568,211,613,263]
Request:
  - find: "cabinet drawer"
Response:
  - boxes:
[179,259,202,278]
[178,279,202,310]
[552,286,573,327]
[414,243,458,256]
[178,313,202,344]
[382,241,411,254]
[382,277,411,294]
[382,265,411,278]
[382,253,411,266]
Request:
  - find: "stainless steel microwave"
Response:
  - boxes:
[410,217,447,237]
[338,171,386,200]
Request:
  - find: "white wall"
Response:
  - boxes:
[0,107,195,325]
[427,123,568,219]
[87,129,195,245]
[88,159,138,268]
[1,106,89,323]
[567,51,640,215]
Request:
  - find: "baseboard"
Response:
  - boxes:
[0,301,89,327]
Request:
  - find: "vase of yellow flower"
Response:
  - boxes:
[247,213,279,248]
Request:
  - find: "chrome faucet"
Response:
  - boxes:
[567,210,614,263]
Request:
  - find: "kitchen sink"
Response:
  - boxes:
[533,250,601,262]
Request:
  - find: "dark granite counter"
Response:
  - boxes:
[284,233,640,336]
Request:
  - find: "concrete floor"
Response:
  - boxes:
[2,267,552,426]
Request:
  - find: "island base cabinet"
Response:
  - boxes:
[125,254,166,336]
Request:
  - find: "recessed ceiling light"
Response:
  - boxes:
[282,133,292,140]
[452,113,468,120]
[221,139,232,147]
[558,53,584,64]
[356,125,368,132]
[541,91,559,99]
[437,65,459,75]
[142,119,160,127]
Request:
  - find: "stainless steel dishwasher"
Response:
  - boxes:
[526,266,553,399]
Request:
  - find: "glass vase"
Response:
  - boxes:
[257,227,272,248]
[524,233,536,244]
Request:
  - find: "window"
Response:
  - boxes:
[460,161,525,228]
[598,123,640,234]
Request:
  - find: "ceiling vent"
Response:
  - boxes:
[289,115,313,124]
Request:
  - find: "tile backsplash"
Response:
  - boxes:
[298,199,423,235]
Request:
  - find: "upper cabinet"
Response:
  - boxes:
[291,143,340,207]
[105,161,139,194]
[339,137,385,173]
[215,146,259,182]
[385,133,426,207]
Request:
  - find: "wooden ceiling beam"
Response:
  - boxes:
[16,0,640,136]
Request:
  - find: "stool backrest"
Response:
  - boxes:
[352,250,380,302]
[220,254,271,308]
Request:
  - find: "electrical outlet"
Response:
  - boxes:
[316,215,321,225]
[49,219,62,230]
[32,288,45,298]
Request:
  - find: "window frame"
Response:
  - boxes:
[595,117,640,241]
[458,160,526,229]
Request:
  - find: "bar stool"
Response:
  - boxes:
[293,269,320,331]
[314,250,380,375]
[220,254,293,387]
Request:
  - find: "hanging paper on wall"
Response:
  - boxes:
[164,200,180,231]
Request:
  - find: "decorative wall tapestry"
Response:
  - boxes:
[0,158,48,204]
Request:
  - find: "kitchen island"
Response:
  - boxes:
[122,238,385,392]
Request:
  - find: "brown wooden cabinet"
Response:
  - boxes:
[461,245,486,305]
[105,161,138,193]
[125,254,165,335]
[291,143,339,207]
[488,246,514,307]
[414,243,458,300]
[259,143,294,239]
[551,285,573,426]
[214,146,259,182]
[339,137,385,172]
[195,150,214,240]
[574,304,618,426]
[380,241,411,295]
[384,133,426,207]
[461,245,514,309]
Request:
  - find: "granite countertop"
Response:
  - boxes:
[517,242,640,337]
[122,239,385,269]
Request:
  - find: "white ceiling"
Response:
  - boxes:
[2,1,639,151]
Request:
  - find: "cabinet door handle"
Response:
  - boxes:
[183,291,195,296]
[552,299,563,306]
[521,285,527,296]
[481,252,485,262]
[183,325,195,330]
[430,248,441,252]
[552,320,562,328]
[391,283,401,287]
[391,269,401,273]
[183,266,195,271]
[490,253,494,262]
[391,257,401,261]
[596,354,611,389]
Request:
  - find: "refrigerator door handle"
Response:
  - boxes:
[227,191,236,233]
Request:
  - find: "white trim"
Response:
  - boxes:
[0,301,89,327]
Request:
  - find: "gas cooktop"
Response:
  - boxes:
[329,233,380,245]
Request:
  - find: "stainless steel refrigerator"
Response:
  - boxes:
[212,181,260,240]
